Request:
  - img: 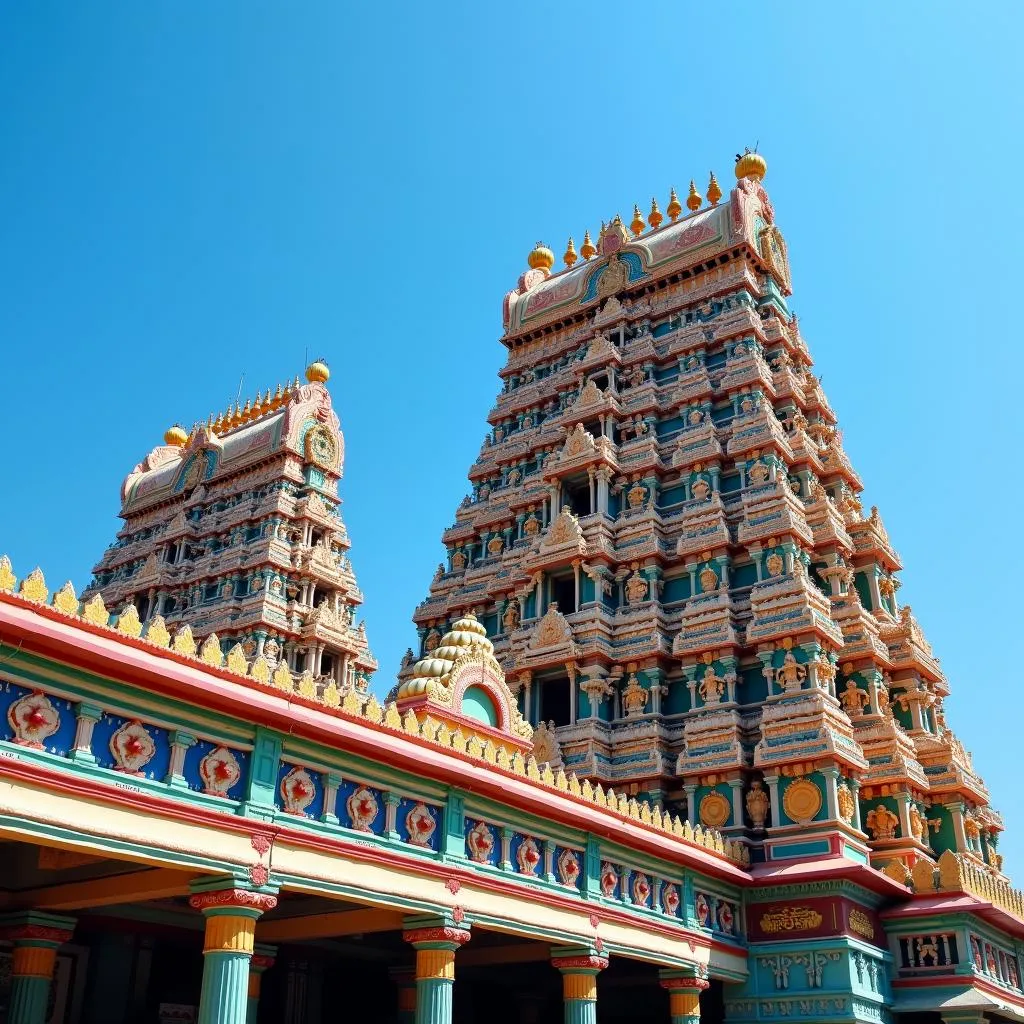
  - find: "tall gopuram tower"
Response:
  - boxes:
[409,151,1005,874]
[87,360,377,692]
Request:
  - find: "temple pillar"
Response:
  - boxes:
[389,966,417,1024]
[895,791,913,842]
[189,884,278,1024]
[403,922,471,1024]
[552,951,607,1024]
[659,972,709,1024]
[0,912,76,1024]
[246,945,276,1024]
[849,778,863,832]
[70,702,102,764]
[764,775,781,826]
[683,784,697,823]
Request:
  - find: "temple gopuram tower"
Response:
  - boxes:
[87,361,377,693]
[408,151,1005,872]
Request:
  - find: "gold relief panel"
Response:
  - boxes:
[699,790,731,829]
[782,778,822,825]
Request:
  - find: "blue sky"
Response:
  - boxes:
[2,3,1022,873]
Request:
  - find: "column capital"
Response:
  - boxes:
[551,954,609,972]
[188,889,278,916]
[0,911,76,947]
[402,926,471,949]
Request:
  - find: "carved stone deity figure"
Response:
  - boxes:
[909,805,925,843]
[691,477,712,501]
[531,720,562,767]
[621,673,649,717]
[745,781,770,829]
[866,804,900,841]
[699,665,725,706]
[775,650,807,693]
[625,572,649,604]
[841,680,870,717]
[836,783,856,825]
[502,601,520,632]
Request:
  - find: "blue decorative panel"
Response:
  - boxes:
[552,845,582,890]
[509,832,543,877]
[0,681,76,757]
[464,817,499,865]
[336,778,385,834]
[397,797,441,852]
[183,739,249,801]
[275,762,325,820]
[91,712,171,782]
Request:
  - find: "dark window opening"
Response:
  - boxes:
[540,675,571,727]
[565,481,592,517]
[552,576,577,614]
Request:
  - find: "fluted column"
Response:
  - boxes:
[246,944,276,1024]
[190,887,278,1024]
[659,971,709,1024]
[403,924,471,1024]
[0,912,76,1024]
[552,952,607,1024]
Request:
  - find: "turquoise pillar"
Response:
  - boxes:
[659,970,709,1024]
[246,944,276,1024]
[0,911,76,1024]
[189,886,278,1024]
[552,951,607,1024]
[403,923,471,1024]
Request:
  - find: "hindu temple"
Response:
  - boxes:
[0,150,1019,1024]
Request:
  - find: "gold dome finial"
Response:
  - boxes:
[164,425,188,447]
[667,187,682,223]
[735,148,767,181]
[707,171,722,205]
[686,180,701,212]
[306,360,330,384]
[580,229,596,260]
[527,241,555,272]
[648,197,663,229]
[630,204,645,237]
[563,236,578,268]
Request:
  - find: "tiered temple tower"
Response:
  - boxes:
[87,360,377,693]
[408,151,1004,873]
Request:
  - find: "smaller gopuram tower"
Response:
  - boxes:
[86,360,376,691]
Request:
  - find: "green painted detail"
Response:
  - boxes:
[197,951,251,1024]
[461,686,497,728]
[242,727,283,818]
[7,974,51,1024]
[443,790,465,859]
[769,839,832,859]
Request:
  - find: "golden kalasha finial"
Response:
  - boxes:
[686,180,702,212]
[707,171,722,205]
[306,360,330,384]
[648,197,663,229]
[630,204,645,237]
[212,413,223,431]
[164,425,188,447]
[527,241,555,273]
[735,148,767,181]
[242,398,252,420]
[667,187,682,223]
[580,229,596,260]
[272,383,284,407]
[563,236,578,268]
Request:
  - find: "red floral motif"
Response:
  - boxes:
[446,878,461,895]
[516,836,541,875]
[189,889,278,913]
[589,914,600,929]
[594,938,604,954]
[110,720,156,775]
[250,833,273,856]
[467,821,494,862]
[402,927,471,946]
[405,802,437,847]
[557,848,580,887]
[600,862,618,898]
[551,955,609,971]
[8,691,60,749]
[660,977,710,993]
[346,785,379,832]
[718,902,735,934]
[631,872,651,905]
[695,893,710,926]
[662,884,680,916]
[248,863,269,887]
[452,906,465,924]
[199,746,241,797]
[1,924,74,945]
[280,766,316,816]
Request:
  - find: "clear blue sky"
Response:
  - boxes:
[2,3,1022,873]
